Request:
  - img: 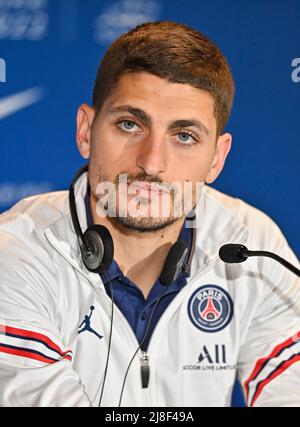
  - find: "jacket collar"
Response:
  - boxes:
[45,172,249,280]
[44,172,90,277]
[193,186,249,267]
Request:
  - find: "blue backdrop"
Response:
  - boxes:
[1,0,299,407]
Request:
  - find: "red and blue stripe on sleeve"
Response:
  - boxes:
[0,324,72,364]
[244,330,300,406]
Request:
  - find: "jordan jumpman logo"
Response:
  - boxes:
[78,305,103,339]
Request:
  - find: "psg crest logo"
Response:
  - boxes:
[188,285,233,333]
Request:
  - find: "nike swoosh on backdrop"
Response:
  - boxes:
[0,87,45,120]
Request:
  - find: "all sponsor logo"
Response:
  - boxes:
[183,344,236,372]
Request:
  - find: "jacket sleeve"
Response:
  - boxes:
[0,231,93,407]
[237,220,300,407]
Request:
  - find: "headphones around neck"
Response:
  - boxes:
[69,164,196,286]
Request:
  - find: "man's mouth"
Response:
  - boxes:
[127,181,170,195]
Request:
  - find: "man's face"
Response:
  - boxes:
[77,72,232,232]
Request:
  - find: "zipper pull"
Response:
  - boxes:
[140,351,150,389]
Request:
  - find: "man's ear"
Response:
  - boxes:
[76,104,96,159]
[205,133,232,184]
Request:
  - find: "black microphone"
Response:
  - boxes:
[219,243,300,277]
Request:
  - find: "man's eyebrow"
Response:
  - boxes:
[109,105,152,125]
[169,119,209,136]
[109,105,209,136]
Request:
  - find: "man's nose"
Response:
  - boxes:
[135,133,168,177]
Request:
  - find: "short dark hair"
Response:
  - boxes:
[93,21,234,136]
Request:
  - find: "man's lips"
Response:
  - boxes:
[127,181,170,194]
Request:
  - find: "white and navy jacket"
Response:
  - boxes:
[0,172,299,407]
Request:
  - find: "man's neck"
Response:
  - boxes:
[89,194,185,298]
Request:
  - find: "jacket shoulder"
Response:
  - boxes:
[204,185,290,251]
[0,192,66,317]
[0,191,70,300]
[0,190,69,248]
[0,190,69,229]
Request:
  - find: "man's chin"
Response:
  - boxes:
[110,215,180,233]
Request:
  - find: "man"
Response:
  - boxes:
[0,21,299,407]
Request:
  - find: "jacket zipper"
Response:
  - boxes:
[139,256,221,392]
[140,351,150,388]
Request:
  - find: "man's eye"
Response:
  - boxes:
[117,120,139,132]
[177,131,197,145]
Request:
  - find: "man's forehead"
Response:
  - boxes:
[112,71,214,101]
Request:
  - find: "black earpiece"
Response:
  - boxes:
[81,224,114,273]
[159,240,188,286]
[69,164,114,273]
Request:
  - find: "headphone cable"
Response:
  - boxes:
[118,285,169,407]
[98,272,114,407]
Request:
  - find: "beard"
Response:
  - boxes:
[113,213,180,233]
[88,163,194,233]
